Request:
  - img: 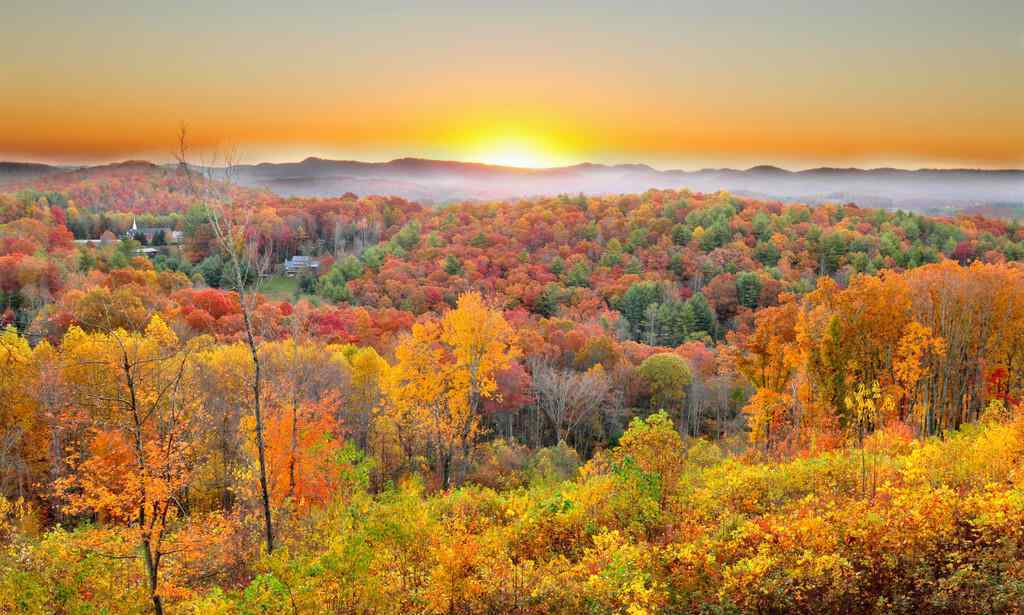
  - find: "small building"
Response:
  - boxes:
[283,255,320,276]
[124,217,181,244]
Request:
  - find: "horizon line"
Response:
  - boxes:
[3,155,1023,175]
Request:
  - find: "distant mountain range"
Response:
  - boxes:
[220,158,1024,214]
[0,161,67,183]
[3,157,1021,214]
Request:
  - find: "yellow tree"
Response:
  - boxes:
[844,381,887,497]
[0,327,43,501]
[741,388,796,454]
[55,316,206,615]
[191,342,252,512]
[892,321,945,428]
[798,273,911,428]
[386,292,519,489]
[334,344,388,448]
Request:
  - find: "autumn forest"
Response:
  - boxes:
[0,150,1021,615]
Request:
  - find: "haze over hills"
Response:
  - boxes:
[3,157,1021,214]
[0,161,70,183]
[229,157,1024,213]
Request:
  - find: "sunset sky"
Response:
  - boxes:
[2,1,1021,169]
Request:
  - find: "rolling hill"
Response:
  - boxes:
[4,156,1021,213]
[219,157,1024,213]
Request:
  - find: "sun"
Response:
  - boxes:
[465,132,562,169]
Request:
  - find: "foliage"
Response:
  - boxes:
[6,170,1024,612]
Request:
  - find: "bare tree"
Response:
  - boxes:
[530,360,611,446]
[174,126,276,553]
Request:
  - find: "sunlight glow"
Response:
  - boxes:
[465,132,564,169]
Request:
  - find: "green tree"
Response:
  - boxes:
[660,300,695,346]
[443,255,464,276]
[566,261,591,288]
[686,292,716,339]
[699,220,732,251]
[534,284,566,317]
[753,241,780,266]
[626,227,649,252]
[819,232,848,274]
[735,272,762,309]
[337,255,365,280]
[392,221,421,251]
[671,223,692,246]
[318,259,361,303]
[618,282,665,340]
[600,238,624,267]
[636,353,693,416]
[751,211,772,240]
[469,231,489,248]
[360,245,387,270]
[197,254,224,288]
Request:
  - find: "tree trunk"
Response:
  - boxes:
[288,398,298,499]
[441,452,452,491]
[125,350,165,615]
[141,532,164,615]
[243,304,274,553]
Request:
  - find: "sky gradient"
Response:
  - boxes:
[2,1,1021,169]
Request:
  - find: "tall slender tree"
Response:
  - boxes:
[175,126,276,553]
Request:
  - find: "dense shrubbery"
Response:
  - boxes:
[3,411,1023,613]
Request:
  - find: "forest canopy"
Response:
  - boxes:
[2,165,1024,613]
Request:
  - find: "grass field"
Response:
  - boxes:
[258,275,319,303]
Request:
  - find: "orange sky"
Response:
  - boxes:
[2,2,1021,169]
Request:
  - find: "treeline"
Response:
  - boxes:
[733,261,1024,453]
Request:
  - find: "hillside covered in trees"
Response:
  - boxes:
[2,164,1024,613]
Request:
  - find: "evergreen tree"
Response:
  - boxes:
[619,282,665,340]
[736,272,763,309]
[671,223,692,246]
[444,255,464,276]
[686,292,716,339]
[660,300,695,346]
[566,261,590,287]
